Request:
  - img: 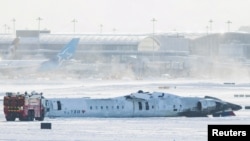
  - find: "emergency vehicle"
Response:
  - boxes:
[3,91,46,121]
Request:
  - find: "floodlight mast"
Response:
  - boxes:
[72,19,77,34]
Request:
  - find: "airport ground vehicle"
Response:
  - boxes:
[3,91,46,121]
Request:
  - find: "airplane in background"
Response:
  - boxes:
[45,90,242,118]
[0,38,80,71]
[0,37,20,60]
[38,38,80,71]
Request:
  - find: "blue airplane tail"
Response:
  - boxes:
[56,38,80,65]
[38,38,80,71]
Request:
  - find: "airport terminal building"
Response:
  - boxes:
[0,30,189,60]
[1,30,250,79]
[1,30,250,60]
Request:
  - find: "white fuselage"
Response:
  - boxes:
[45,91,207,118]
[47,93,195,117]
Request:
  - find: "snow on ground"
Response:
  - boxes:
[1,116,250,141]
[0,78,250,141]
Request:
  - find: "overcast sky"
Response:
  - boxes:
[1,0,250,34]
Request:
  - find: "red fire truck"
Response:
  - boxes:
[3,91,46,121]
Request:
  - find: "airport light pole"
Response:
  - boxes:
[209,19,213,33]
[37,17,42,51]
[208,19,214,59]
[72,19,77,34]
[7,26,10,34]
[113,28,116,34]
[3,24,7,34]
[206,26,209,35]
[227,20,232,32]
[11,18,16,35]
[100,24,103,34]
[151,18,157,61]
[37,17,42,32]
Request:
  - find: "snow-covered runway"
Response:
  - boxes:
[0,79,249,141]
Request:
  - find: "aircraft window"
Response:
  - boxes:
[117,106,119,109]
[106,106,108,109]
[122,106,124,109]
[96,106,98,110]
[138,102,142,110]
[152,105,154,109]
[146,102,149,110]
[112,106,114,109]
[173,105,177,111]
[90,106,92,110]
[101,106,103,109]
[197,102,202,111]
[57,101,61,110]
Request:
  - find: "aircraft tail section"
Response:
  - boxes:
[6,37,20,59]
[56,38,80,66]
[38,38,80,71]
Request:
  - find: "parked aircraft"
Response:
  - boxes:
[45,90,242,118]
[38,38,80,71]
[0,38,80,71]
[0,37,20,60]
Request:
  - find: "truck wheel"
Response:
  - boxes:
[37,113,45,121]
[6,113,15,121]
[19,116,25,121]
[28,110,34,121]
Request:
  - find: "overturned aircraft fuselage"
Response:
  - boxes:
[45,90,242,118]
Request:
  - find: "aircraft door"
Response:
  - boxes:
[57,101,62,110]
[52,100,62,110]
[133,100,144,116]
[133,100,153,116]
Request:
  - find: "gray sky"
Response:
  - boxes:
[1,0,250,34]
